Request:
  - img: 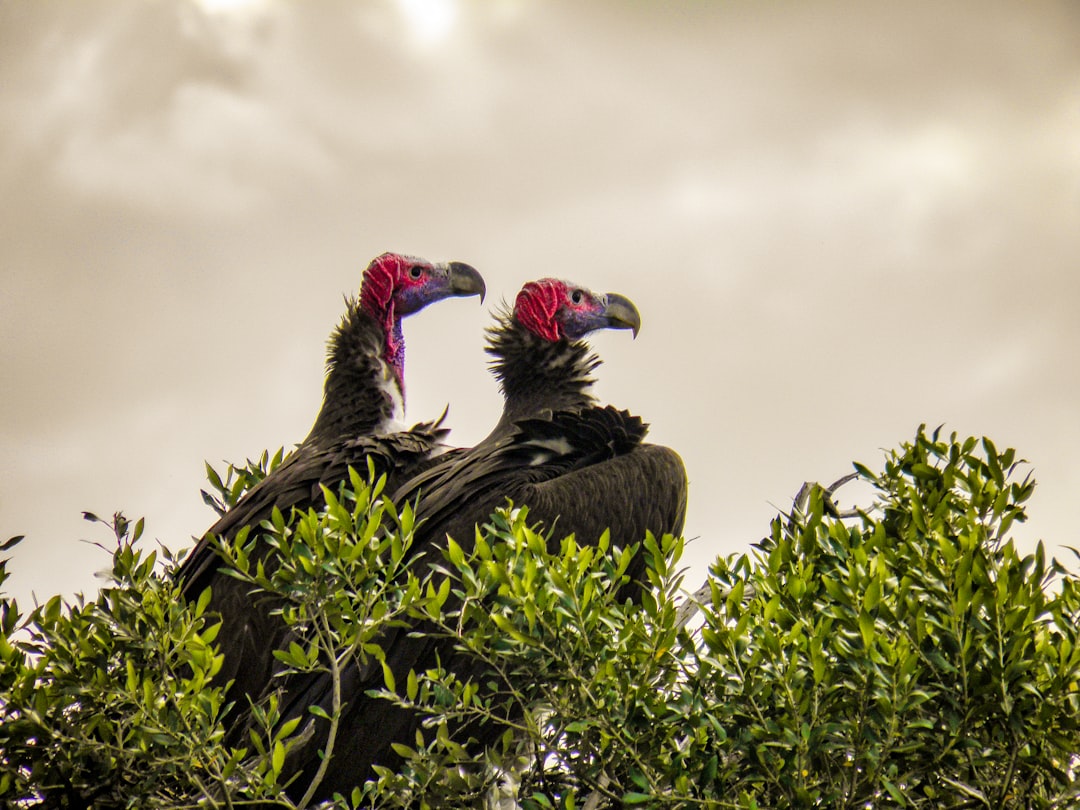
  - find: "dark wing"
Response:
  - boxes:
[179,417,449,595]
[176,419,449,725]
[513,442,687,552]
[270,407,687,802]
[407,406,685,559]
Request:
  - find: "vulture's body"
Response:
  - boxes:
[398,309,687,557]
[277,280,687,802]
[177,253,484,730]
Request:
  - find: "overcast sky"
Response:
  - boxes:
[2,0,1078,608]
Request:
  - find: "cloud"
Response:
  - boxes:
[2,0,1079,610]
[2,1,335,218]
[53,79,336,216]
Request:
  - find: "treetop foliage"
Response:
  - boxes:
[2,426,1078,808]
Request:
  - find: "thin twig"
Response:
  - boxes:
[296,614,343,808]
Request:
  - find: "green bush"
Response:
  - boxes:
[2,426,1078,809]
[0,462,423,809]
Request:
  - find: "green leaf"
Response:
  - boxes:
[446,537,464,568]
[194,586,212,619]
[0,534,24,552]
[204,461,224,493]
[700,753,718,785]
[271,740,285,775]
[381,659,396,693]
[863,578,881,612]
[858,610,874,649]
[274,716,301,742]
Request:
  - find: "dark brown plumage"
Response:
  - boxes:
[177,252,484,728]
[273,279,687,802]
[399,280,686,550]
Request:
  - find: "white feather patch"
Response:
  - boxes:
[524,436,574,465]
[528,436,574,455]
[376,361,407,433]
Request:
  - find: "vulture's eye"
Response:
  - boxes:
[408,265,424,280]
[570,289,584,305]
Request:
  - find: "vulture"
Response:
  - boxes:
[271,278,687,803]
[395,278,688,557]
[177,252,485,729]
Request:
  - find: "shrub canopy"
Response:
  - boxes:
[1,426,1078,808]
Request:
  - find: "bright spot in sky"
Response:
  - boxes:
[396,0,459,45]
[193,0,266,15]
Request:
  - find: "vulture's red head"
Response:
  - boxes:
[358,251,485,388]
[360,252,485,323]
[514,278,641,342]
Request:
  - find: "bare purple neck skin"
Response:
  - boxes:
[359,262,407,404]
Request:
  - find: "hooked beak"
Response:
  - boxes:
[602,292,641,338]
[446,261,486,303]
